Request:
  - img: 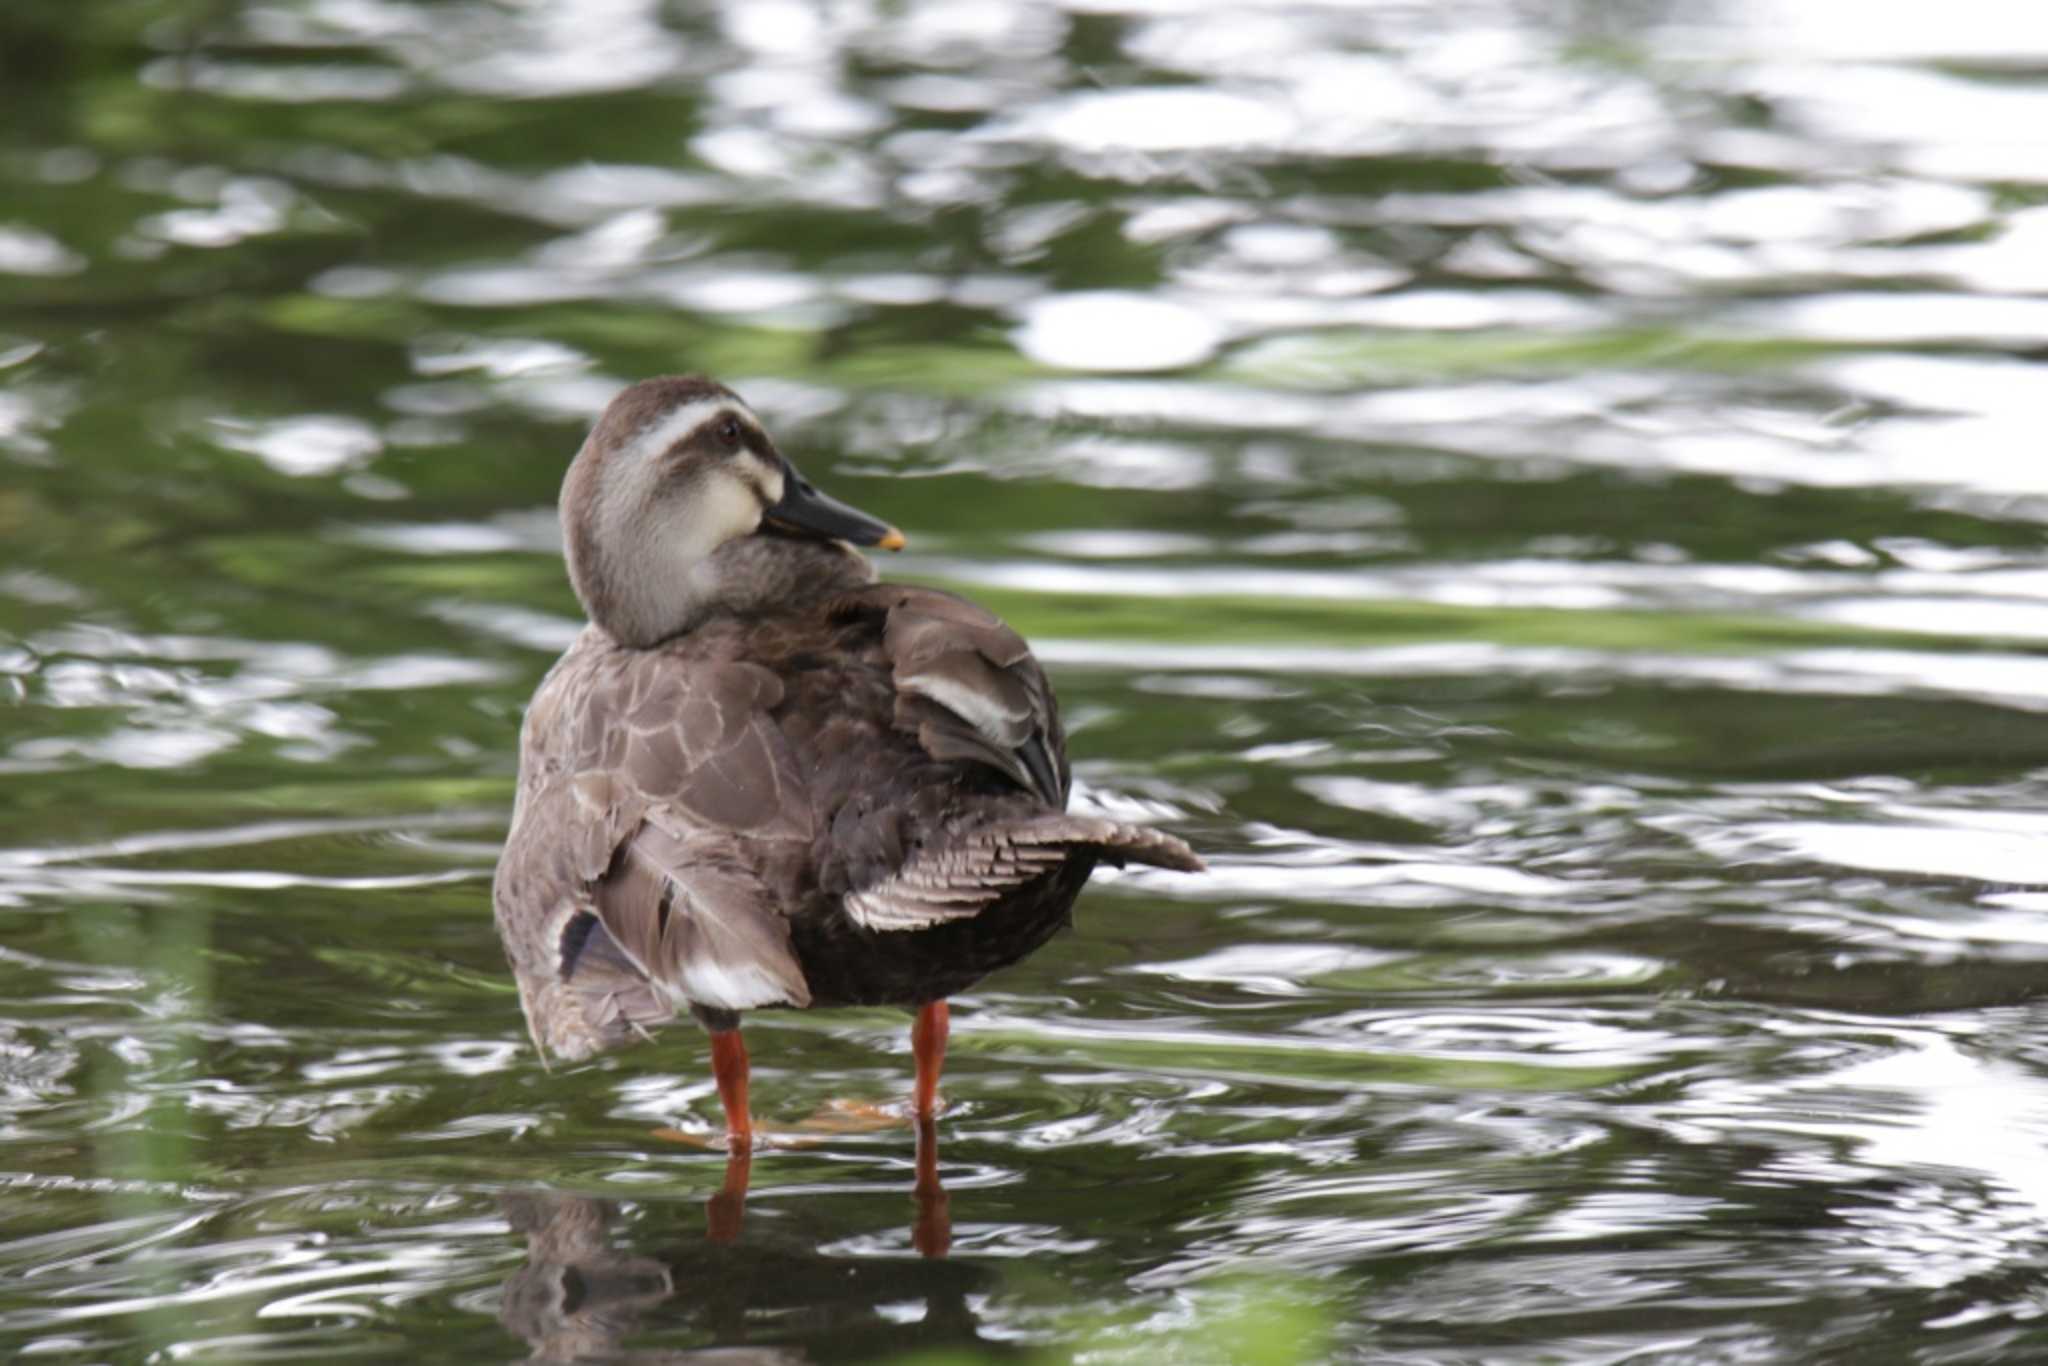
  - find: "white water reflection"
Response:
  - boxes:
[1015,292,1225,372]
[1005,87,1299,153]
[1660,1027,2048,1286]
[1684,0,2048,60]
[1128,944,1396,996]
[210,414,383,478]
[1,628,504,775]
[922,550,2048,650]
[1701,813,2048,890]
[0,225,86,276]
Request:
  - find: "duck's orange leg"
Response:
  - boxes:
[911,1000,949,1117]
[705,1030,755,1242]
[709,1029,752,1146]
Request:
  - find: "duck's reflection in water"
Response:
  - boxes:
[911,1117,950,1258]
[501,1193,698,1363]
[499,1126,968,1361]
[706,1116,948,1254]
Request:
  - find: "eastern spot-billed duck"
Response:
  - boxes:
[493,375,1204,1147]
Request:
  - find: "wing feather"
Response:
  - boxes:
[495,629,817,1059]
[592,822,811,1012]
[845,813,1204,932]
[862,587,1070,805]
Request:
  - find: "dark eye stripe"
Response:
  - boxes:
[674,410,752,455]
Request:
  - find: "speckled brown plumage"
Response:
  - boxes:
[492,376,1203,1077]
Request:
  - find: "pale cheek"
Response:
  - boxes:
[675,477,764,554]
[720,477,768,539]
[736,451,784,506]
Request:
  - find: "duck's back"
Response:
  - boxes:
[495,567,1195,1062]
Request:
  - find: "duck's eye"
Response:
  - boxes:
[716,416,743,450]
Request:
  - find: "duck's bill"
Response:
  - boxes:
[764,461,906,551]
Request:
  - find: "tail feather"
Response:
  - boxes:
[524,905,675,1063]
[844,815,1203,932]
[1038,814,1205,874]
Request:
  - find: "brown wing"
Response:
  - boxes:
[827,587,1202,934]
[856,585,1068,805]
[493,628,812,1062]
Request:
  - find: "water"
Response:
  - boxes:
[7,0,2048,1359]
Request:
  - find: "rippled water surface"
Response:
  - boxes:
[9,1,2048,1360]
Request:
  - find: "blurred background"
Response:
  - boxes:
[6,0,2048,1360]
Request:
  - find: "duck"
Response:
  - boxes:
[493,375,1204,1149]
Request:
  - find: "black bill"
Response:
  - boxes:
[763,458,905,550]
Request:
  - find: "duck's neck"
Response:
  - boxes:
[585,534,879,648]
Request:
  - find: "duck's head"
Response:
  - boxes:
[561,375,904,646]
